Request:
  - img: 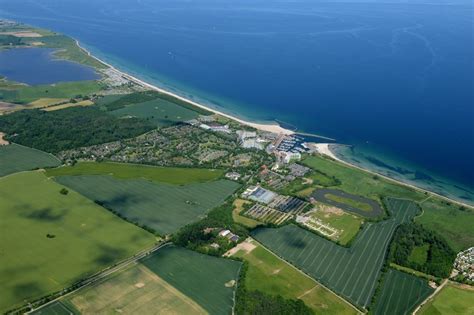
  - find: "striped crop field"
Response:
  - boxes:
[372,268,433,315]
[373,269,434,315]
[252,198,420,309]
[0,144,60,177]
[55,175,240,235]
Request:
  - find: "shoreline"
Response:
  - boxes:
[313,143,474,209]
[75,39,473,209]
[76,41,294,136]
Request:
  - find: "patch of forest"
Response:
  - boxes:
[0,107,154,153]
[388,224,456,278]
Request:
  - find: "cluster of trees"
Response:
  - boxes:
[0,107,154,153]
[235,263,313,315]
[172,200,249,256]
[388,223,456,278]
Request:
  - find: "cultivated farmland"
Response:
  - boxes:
[252,198,420,309]
[232,239,357,315]
[0,172,156,313]
[112,98,200,127]
[0,143,60,177]
[46,162,224,185]
[33,301,79,315]
[372,269,433,315]
[36,264,207,315]
[55,175,240,235]
[141,245,242,315]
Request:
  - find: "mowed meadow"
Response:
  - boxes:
[0,171,156,313]
[252,198,420,308]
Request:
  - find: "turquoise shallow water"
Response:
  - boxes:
[0,0,472,204]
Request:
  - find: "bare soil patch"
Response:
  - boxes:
[0,132,9,145]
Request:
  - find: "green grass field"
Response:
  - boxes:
[112,98,200,127]
[372,268,433,315]
[0,172,156,313]
[46,162,225,185]
[418,282,474,315]
[142,245,242,315]
[302,156,422,201]
[54,175,240,235]
[35,263,207,315]
[303,155,474,252]
[309,205,363,245]
[232,239,357,314]
[324,193,373,212]
[408,244,430,265]
[0,144,60,177]
[252,198,419,309]
[0,81,103,104]
[415,198,474,252]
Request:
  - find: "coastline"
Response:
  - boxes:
[76,41,294,136]
[75,39,472,210]
[314,143,474,209]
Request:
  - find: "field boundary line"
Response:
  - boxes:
[249,237,364,314]
[23,241,170,315]
[412,278,448,315]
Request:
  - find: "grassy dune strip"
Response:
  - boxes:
[46,162,225,185]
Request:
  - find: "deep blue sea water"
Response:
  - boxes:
[0,0,472,203]
[0,47,99,85]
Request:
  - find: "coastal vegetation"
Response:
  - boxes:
[1,20,472,315]
[0,171,156,313]
[0,80,103,104]
[111,98,200,127]
[302,155,474,251]
[0,143,60,177]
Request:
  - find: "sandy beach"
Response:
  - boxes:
[313,143,473,209]
[76,40,472,209]
[76,41,293,136]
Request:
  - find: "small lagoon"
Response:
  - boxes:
[0,48,99,85]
